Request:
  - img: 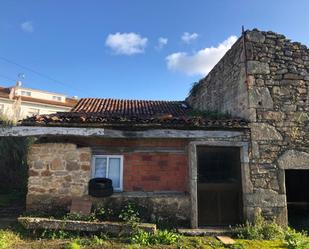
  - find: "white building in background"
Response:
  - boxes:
[0,81,77,121]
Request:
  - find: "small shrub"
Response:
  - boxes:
[0,230,21,249]
[130,230,152,246]
[119,202,140,225]
[284,227,309,249]
[154,230,180,245]
[130,229,180,246]
[91,235,106,246]
[65,240,81,249]
[230,243,245,249]
[93,206,114,221]
[41,229,74,239]
[233,213,284,240]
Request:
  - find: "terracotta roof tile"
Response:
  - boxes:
[71,98,188,117]
[21,97,248,130]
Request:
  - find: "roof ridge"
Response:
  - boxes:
[78,97,186,103]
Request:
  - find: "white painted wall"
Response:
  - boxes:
[0,97,71,121]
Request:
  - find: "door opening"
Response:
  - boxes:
[285,170,309,230]
[197,146,242,226]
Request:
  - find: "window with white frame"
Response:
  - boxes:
[91,155,123,191]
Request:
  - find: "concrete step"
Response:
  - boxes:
[178,227,233,236]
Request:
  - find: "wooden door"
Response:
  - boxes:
[197,147,242,226]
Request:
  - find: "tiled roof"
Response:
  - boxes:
[21,98,248,129]
[0,87,77,108]
[71,98,188,117]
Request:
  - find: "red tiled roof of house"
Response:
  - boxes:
[71,98,188,117]
[0,87,77,107]
[21,98,248,130]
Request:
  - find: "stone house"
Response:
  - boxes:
[1,29,308,228]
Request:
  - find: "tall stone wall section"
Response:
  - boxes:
[27,143,92,211]
[245,30,309,224]
[186,37,250,119]
[187,29,309,224]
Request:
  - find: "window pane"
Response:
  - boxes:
[108,158,121,188]
[94,158,107,177]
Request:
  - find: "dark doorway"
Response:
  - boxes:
[285,170,309,231]
[197,146,242,226]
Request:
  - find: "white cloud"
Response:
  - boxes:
[21,21,34,33]
[166,35,238,76]
[181,32,198,44]
[105,32,148,55]
[156,37,168,49]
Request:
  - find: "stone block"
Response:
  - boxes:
[66,161,80,171]
[50,158,64,170]
[277,150,309,169]
[244,190,286,208]
[18,217,156,235]
[247,61,270,74]
[251,123,283,141]
[249,87,273,109]
[246,31,265,43]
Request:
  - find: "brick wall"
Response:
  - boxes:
[57,137,189,192]
[124,152,187,191]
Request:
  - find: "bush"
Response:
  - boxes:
[130,229,180,246]
[284,227,309,249]
[65,240,81,249]
[0,230,21,249]
[233,213,284,240]
[93,206,114,221]
[119,202,140,225]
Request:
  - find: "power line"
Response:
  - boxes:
[0,56,92,96]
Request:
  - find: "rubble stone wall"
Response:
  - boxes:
[186,37,250,119]
[187,29,309,225]
[26,143,92,211]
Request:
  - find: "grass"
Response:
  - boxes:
[0,228,288,249]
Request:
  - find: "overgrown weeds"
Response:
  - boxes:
[284,227,309,249]
[130,229,180,246]
[233,213,284,240]
[0,230,21,249]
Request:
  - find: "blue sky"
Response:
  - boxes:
[1,1,309,100]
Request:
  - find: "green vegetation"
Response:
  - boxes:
[188,81,203,97]
[130,230,180,246]
[233,213,285,240]
[0,229,288,249]
[284,227,309,249]
[0,115,33,195]
[0,230,21,249]
[188,109,232,119]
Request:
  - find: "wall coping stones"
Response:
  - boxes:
[18,217,156,235]
[246,30,266,43]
